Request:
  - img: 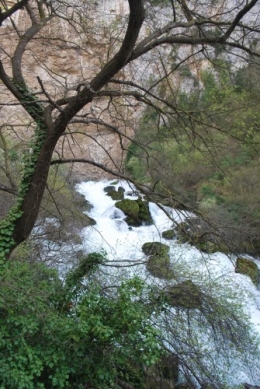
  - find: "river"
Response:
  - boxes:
[76,179,260,387]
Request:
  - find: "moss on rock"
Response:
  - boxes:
[142,242,169,256]
[165,280,202,309]
[142,242,173,279]
[235,257,260,285]
[146,254,174,280]
[104,186,125,200]
[136,198,153,225]
[115,198,153,227]
[162,229,176,240]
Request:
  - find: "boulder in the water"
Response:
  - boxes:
[115,198,153,226]
[104,186,125,200]
[146,254,174,280]
[235,257,260,285]
[162,229,176,240]
[165,280,202,309]
[142,242,169,256]
[142,242,173,279]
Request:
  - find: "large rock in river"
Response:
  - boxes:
[104,185,125,200]
[142,242,174,279]
[115,198,153,226]
[165,280,202,309]
[235,257,260,285]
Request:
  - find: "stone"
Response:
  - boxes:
[115,198,153,227]
[143,242,174,279]
[136,198,153,225]
[235,257,260,285]
[166,280,202,309]
[104,185,115,193]
[104,186,125,200]
[162,229,176,240]
[82,213,96,226]
[115,199,140,225]
[142,242,170,256]
[146,254,175,280]
[174,382,196,389]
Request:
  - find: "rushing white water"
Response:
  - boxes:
[76,179,260,387]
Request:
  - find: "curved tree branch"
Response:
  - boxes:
[0,0,28,26]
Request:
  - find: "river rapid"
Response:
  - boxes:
[76,179,260,387]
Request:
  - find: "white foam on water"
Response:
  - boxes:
[76,179,260,387]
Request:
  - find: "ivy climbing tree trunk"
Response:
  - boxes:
[0,0,259,261]
[0,0,145,261]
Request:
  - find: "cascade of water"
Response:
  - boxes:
[76,179,260,387]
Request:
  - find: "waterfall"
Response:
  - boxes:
[76,179,260,387]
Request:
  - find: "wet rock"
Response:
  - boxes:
[136,198,153,225]
[142,242,174,279]
[142,242,169,256]
[235,257,260,285]
[115,198,153,227]
[104,185,115,193]
[162,229,176,240]
[104,185,125,200]
[146,254,175,280]
[165,280,202,309]
[82,213,96,226]
[115,199,140,225]
[74,192,93,211]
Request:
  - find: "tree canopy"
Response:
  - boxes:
[1,1,260,387]
[0,0,260,259]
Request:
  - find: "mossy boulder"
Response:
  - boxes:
[82,213,96,226]
[162,229,176,240]
[136,198,153,225]
[146,255,174,279]
[193,239,220,254]
[142,242,169,256]
[104,185,125,200]
[115,198,153,227]
[235,257,260,285]
[143,242,174,279]
[165,280,202,309]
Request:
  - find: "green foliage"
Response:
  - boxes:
[0,260,163,388]
[126,62,260,253]
[0,83,47,262]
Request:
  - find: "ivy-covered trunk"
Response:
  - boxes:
[0,125,52,261]
[0,0,145,262]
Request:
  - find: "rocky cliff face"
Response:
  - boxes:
[0,0,137,180]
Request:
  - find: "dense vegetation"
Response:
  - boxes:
[1,0,260,387]
[126,62,260,254]
[0,256,163,388]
